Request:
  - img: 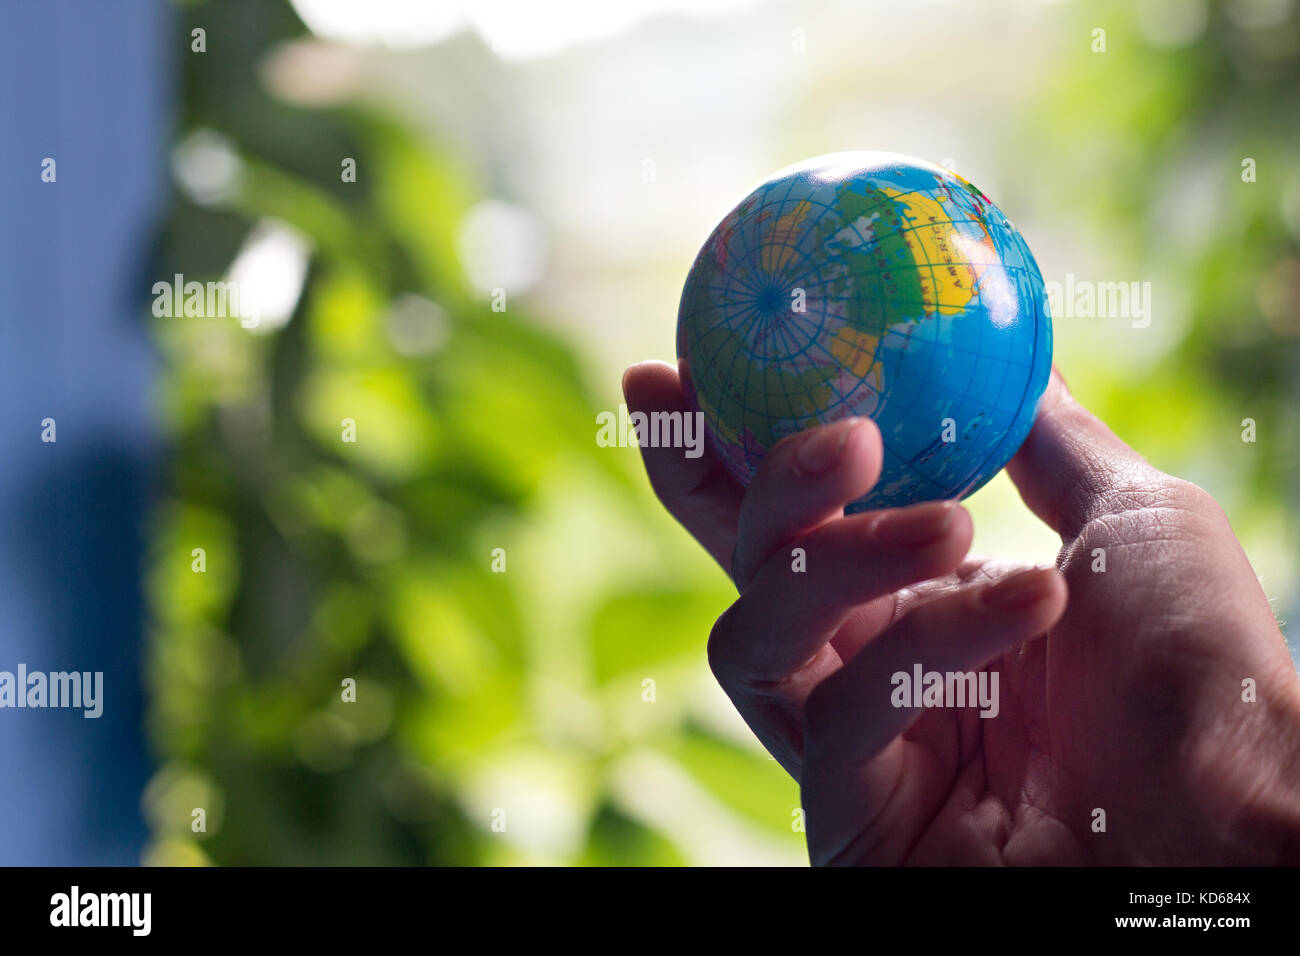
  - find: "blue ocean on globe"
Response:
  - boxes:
[677,152,1053,511]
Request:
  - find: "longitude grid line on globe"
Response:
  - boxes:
[719,176,780,445]
[896,308,1030,493]
[866,320,1020,493]
[953,255,1051,493]
[698,303,1017,491]
[683,159,1047,502]
[691,300,1036,374]
[753,176,811,431]
[956,293,1047,496]
[681,204,1044,335]
[690,188,1023,439]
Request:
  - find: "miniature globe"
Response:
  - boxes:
[677,151,1053,512]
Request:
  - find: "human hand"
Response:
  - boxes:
[622,360,1300,864]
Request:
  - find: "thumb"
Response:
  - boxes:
[1006,368,1164,539]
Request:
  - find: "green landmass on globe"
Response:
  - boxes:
[677,151,1053,512]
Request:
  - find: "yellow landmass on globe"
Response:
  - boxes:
[691,385,738,445]
[880,186,996,317]
[759,200,812,274]
[829,326,883,389]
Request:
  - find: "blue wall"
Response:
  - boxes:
[0,0,168,864]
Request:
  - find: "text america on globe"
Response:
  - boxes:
[677,151,1053,512]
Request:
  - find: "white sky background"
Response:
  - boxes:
[291,0,767,59]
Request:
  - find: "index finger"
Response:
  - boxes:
[622,360,744,572]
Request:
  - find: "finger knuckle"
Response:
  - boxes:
[705,604,740,686]
[1164,478,1223,519]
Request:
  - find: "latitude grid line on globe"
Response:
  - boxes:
[871,211,1044,493]
[689,223,1006,430]
[686,178,1035,442]
[736,169,824,432]
[680,162,1049,501]
[684,183,1041,379]
[691,270,1033,480]
[701,169,805,438]
[696,186,1023,337]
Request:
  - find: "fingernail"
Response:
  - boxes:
[873,501,957,546]
[793,418,862,476]
[982,568,1055,609]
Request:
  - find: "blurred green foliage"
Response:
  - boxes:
[1025,0,1300,570]
[144,0,786,866]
